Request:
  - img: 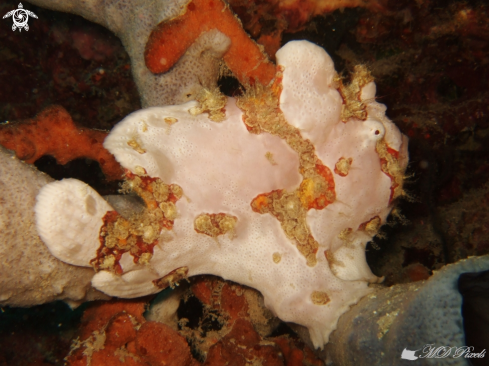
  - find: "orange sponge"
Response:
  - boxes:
[0,105,123,181]
[145,0,276,86]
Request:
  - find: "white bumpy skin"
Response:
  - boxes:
[35,41,408,348]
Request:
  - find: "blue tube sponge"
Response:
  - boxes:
[327,255,489,366]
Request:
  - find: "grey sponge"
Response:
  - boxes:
[0,147,107,307]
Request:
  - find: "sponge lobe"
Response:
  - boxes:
[35,179,113,267]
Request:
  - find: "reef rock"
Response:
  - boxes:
[35,41,408,347]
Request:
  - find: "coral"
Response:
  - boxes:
[66,299,198,366]
[69,27,118,62]
[66,300,140,365]
[66,277,326,365]
[0,0,140,128]
[136,322,198,366]
[204,318,284,365]
[225,0,387,64]
[0,105,123,181]
[191,278,325,365]
[0,147,108,307]
[35,40,408,348]
[183,277,279,357]
[145,0,276,85]
[228,0,384,54]
[146,276,326,365]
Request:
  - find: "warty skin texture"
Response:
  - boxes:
[35,41,408,348]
